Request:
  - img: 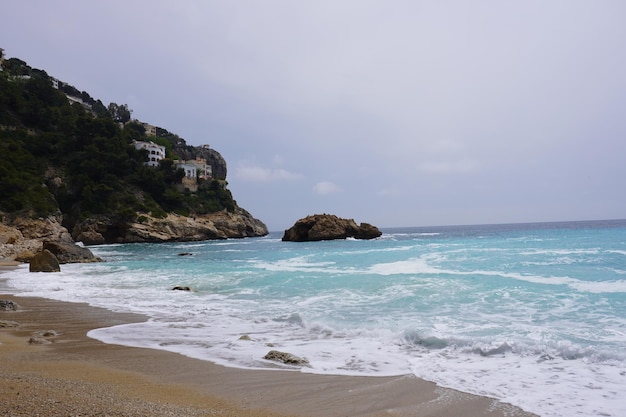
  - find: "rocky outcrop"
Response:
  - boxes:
[282,214,382,242]
[29,249,61,272]
[42,241,101,264]
[1,212,100,263]
[0,212,66,261]
[3,205,267,262]
[7,212,72,242]
[72,208,268,245]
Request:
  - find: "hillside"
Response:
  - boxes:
[0,53,267,250]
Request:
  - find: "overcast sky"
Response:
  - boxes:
[3,1,625,231]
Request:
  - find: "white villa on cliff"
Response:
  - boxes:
[133,140,166,167]
[132,140,213,192]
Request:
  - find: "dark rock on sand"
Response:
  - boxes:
[29,249,61,272]
[0,299,19,311]
[28,336,52,344]
[282,214,382,242]
[28,329,59,344]
[35,330,59,338]
[263,350,310,366]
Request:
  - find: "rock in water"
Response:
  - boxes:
[263,350,310,366]
[282,214,382,242]
[29,249,61,272]
[43,241,101,264]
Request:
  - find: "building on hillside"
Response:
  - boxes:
[66,95,92,111]
[189,157,212,180]
[174,162,198,192]
[133,140,166,167]
[175,162,197,179]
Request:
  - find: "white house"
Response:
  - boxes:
[174,162,197,179]
[133,140,166,167]
[185,157,212,179]
[174,162,198,192]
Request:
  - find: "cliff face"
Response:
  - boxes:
[0,212,98,263]
[1,208,268,262]
[71,208,268,245]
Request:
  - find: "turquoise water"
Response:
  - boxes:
[4,219,626,417]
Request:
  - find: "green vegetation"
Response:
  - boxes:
[0,56,237,225]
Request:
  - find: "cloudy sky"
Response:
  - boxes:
[3,1,625,231]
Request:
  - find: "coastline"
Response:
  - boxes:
[0,292,537,417]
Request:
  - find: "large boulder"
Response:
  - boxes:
[29,249,61,272]
[282,214,382,242]
[42,241,101,264]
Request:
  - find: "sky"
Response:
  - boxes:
[2,1,626,231]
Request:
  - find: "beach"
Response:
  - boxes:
[0,293,537,417]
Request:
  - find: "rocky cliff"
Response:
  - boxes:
[72,208,268,245]
[0,54,269,265]
[1,207,268,263]
[0,212,99,263]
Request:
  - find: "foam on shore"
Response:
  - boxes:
[0,294,536,417]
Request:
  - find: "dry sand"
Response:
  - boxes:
[0,293,538,417]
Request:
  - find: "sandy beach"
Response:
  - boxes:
[0,292,538,417]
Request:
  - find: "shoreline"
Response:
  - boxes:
[0,293,538,417]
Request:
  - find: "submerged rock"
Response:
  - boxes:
[282,214,382,242]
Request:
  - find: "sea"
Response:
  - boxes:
[2,219,626,417]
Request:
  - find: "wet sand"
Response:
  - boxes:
[0,293,538,417]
